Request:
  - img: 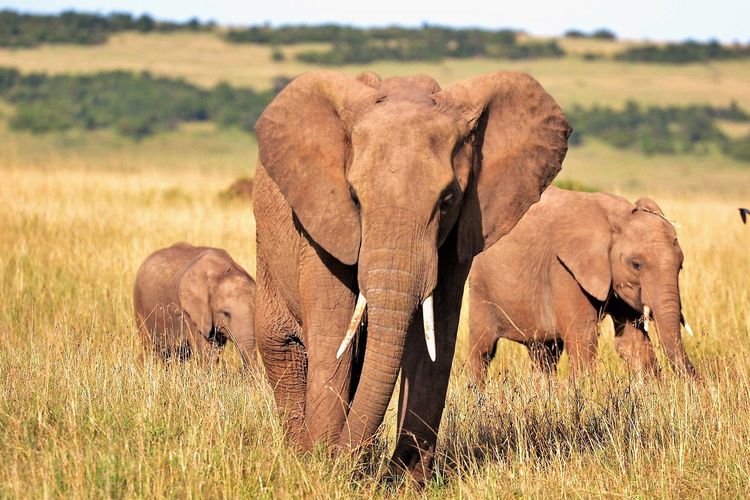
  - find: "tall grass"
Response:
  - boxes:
[1,149,749,497]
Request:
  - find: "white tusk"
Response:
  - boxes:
[642,305,650,333]
[423,295,436,362]
[681,316,694,336]
[684,322,694,336]
[336,293,367,359]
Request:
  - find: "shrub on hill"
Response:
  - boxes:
[568,100,749,156]
[563,29,616,40]
[228,24,563,63]
[724,134,750,162]
[0,69,274,138]
[616,40,750,63]
[0,10,211,47]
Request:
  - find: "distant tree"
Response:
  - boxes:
[591,28,616,40]
[0,10,213,47]
[271,46,285,62]
[616,40,750,63]
[564,29,586,38]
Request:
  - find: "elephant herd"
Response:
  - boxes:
[133,70,698,484]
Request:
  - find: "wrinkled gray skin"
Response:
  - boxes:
[252,70,571,483]
[469,187,698,385]
[133,243,257,368]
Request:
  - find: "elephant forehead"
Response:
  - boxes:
[627,212,679,241]
[352,103,460,150]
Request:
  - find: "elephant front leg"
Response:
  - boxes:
[467,294,501,389]
[612,316,659,376]
[527,339,564,374]
[556,294,599,377]
[299,241,357,447]
[255,267,309,450]
[190,333,223,368]
[391,256,469,485]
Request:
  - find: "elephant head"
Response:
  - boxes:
[255,70,571,448]
[555,195,696,377]
[179,253,257,366]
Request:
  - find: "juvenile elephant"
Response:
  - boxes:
[468,187,698,385]
[253,70,570,481]
[133,243,257,368]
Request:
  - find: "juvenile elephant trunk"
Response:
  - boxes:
[651,284,696,377]
[337,232,427,450]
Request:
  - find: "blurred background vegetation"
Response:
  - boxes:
[1,9,750,163]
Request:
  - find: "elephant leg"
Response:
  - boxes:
[469,336,499,390]
[558,307,599,377]
[187,330,222,368]
[299,240,357,447]
[255,260,308,450]
[527,339,564,374]
[613,316,660,376]
[467,292,500,389]
[392,241,470,485]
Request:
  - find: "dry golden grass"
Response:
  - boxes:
[1,32,750,109]
[1,122,750,497]
[1,32,750,495]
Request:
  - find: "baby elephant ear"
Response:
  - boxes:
[634,197,664,216]
[357,71,382,87]
[178,255,219,336]
[255,71,378,265]
[555,217,613,302]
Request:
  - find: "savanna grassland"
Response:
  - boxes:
[1,31,750,498]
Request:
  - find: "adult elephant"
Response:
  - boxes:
[469,187,699,385]
[252,70,570,481]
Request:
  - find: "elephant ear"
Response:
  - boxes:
[435,72,572,262]
[178,255,228,336]
[554,201,612,302]
[634,197,664,216]
[255,71,379,265]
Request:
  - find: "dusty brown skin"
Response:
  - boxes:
[469,187,698,385]
[133,243,257,368]
[252,70,570,481]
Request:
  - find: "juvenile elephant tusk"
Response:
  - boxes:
[336,293,367,359]
[642,305,650,333]
[423,295,436,362]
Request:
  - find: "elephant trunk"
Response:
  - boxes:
[649,283,696,377]
[234,321,257,370]
[338,208,433,449]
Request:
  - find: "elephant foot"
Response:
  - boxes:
[388,436,435,487]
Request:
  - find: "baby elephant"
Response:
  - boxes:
[134,243,257,368]
[469,187,698,385]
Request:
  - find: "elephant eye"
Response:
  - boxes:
[630,259,641,271]
[439,191,455,213]
[221,310,231,319]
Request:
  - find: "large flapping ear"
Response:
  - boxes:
[255,71,379,265]
[634,197,664,216]
[434,72,572,262]
[178,255,224,336]
[554,203,613,302]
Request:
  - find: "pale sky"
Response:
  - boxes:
[3,0,749,43]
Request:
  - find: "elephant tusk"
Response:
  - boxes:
[336,293,367,359]
[423,295,436,362]
[642,305,650,333]
[681,314,694,336]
